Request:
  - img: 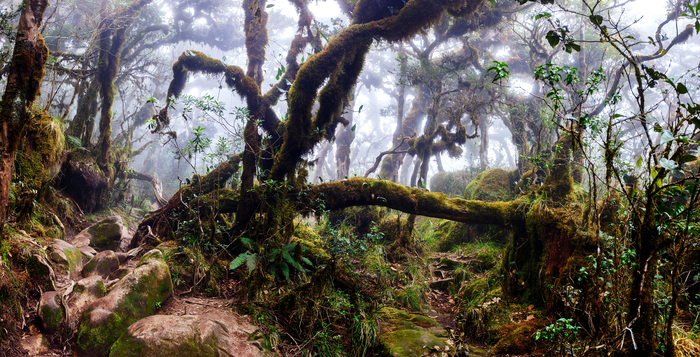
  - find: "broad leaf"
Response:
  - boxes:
[659,158,678,170]
[660,130,675,145]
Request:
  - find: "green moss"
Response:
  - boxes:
[379,307,441,330]
[110,335,219,357]
[88,220,122,250]
[76,250,172,357]
[490,320,543,356]
[40,296,64,333]
[463,168,517,202]
[379,329,446,357]
[429,170,477,198]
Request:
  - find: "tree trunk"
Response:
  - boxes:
[0,0,50,236]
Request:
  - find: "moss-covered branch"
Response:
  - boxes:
[306,178,517,225]
[271,0,487,180]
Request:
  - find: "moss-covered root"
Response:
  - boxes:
[307,177,519,226]
[76,249,173,357]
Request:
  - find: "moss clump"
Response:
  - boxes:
[379,329,447,357]
[490,319,546,355]
[429,169,478,198]
[463,168,518,202]
[88,218,123,250]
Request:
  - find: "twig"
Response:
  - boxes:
[363,135,413,178]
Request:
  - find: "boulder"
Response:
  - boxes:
[38,291,64,334]
[377,307,449,357]
[72,216,129,251]
[76,249,173,357]
[78,245,97,262]
[109,312,267,357]
[48,239,83,279]
[69,276,107,317]
[82,250,120,278]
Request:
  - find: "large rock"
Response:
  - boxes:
[68,276,107,322]
[38,291,64,334]
[76,249,173,357]
[377,307,449,357]
[48,239,83,279]
[72,216,129,251]
[82,250,120,278]
[109,312,267,357]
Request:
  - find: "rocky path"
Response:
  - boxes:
[17,215,269,357]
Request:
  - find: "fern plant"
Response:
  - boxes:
[229,237,313,281]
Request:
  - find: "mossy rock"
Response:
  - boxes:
[49,239,83,279]
[38,291,64,334]
[490,319,545,355]
[82,250,120,278]
[377,307,449,357]
[88,216,128,251]
[109,312,268,357]
[76,249,173,357]
[379,329,447,357]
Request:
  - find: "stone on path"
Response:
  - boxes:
[76,249,172,357]
[110,312,268,357]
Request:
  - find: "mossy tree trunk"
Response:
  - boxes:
[0,0,49,235]
[95,0,153,168]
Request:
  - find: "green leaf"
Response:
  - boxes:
[589,14,603,25]
[319,30,329,43]
[301,257,313,267]
[280,262,290,280]
[266,4,274,8]
[245,253,258,272]
[358,105,363,114]
[680,154,697,164]
[676,82,688,94]
[240,237,254,247]
[545,31,560,48]
[659,158,678,170]
[229,252,248,270]
[351,124,356,131]
[636,156,643,169]
[283,251,304,272]
[660,130,675,145]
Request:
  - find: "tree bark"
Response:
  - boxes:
[127,171,168,207]
[0,0,50,235]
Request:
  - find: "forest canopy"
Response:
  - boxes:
[1,0,700,356]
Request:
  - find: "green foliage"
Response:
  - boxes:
[487,60,510,84]
[535,318,582,355]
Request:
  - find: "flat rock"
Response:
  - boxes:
[82,250,120,278]
[378,307,449,357]
[76,249,173,357]
[109,312,266,357]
